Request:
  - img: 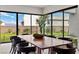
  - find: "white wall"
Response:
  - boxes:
[0,5,42,14]
[69,6,79,48]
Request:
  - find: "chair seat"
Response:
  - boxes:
[53,47,76,54]
[55,45,69,49]
[19,46,36,54]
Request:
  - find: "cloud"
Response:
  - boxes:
[0,12,14,18]
[0,19,5,22]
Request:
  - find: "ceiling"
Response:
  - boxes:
[25,5,50,8]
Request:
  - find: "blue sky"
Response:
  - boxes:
[0,12,24,25]
[0,12,69,25]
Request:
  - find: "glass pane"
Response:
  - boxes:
[45,14,51,35]
[32,15,40,34]
[64,13,69,36]
[0,12,16,42]
[52,12,63,37]
[18,14,31,35]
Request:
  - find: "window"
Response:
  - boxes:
[32,15,40,34]
[0,12,16,42]
[64,13,69,36]
[45,14,51,35]
[52,12,63,37]
[18,14,31,35]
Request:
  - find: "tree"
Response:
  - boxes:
[23,28,29,34]
[21,21,24,26]
[0,20,3,25]
[36,15,47,34]
[8,28,12,33]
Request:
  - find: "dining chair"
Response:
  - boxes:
[9,36,22,54]
[9,36,36,54]
[52,37,76,54]
[58,37,73,48]
[53,47,76,54]
[46,35,56,38]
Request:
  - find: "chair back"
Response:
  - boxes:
[58,37,72,41]
[10,36,21,46]
[47,35,56,38]
[55,48,76,54]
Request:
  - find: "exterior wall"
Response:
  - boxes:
[0,5,42,14]
[1,26,68,34]
[0,26,16,33]
[0,26,40,34]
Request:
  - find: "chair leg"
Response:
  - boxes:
[48,48,56,54]
[9,46,13,53]
[17,51,21,54]
[11,47,17,54]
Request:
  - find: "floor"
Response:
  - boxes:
[0,43,11,54]
[0,43,79,54]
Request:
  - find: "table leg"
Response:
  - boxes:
[48,48,56,54]
[36,47,41,54]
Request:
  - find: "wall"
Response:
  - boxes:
[0,5,42,14]
[69,6,79,48]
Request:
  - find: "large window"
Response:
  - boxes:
[0,12,16,42]
[64,13,69,36]
[32,15,40,34]
[52,12,63,37]
[45,14,51,35]
[0,5,77,43]
[18,14,31,35]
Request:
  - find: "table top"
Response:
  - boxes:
[18,35,71,49]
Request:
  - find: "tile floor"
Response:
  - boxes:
[0,43,79,54]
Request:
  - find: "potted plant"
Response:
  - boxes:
[33,33,44,40]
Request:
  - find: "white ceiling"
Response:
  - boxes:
[0,5,76,14]
[25,5,49,8]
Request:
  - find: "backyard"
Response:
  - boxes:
[0,32,68,42]
[0,33,16,42]
[0,31,78,48]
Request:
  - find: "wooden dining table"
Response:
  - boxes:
[18,35,72,54]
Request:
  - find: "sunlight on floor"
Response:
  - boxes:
[0,43,11,54]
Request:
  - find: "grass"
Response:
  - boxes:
[0,32,68,42]
[0,32,78,48]
[46,32,68,37]
[0,33,16,42]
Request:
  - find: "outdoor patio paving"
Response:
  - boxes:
[0,43,79,54]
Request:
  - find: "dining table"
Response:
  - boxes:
[18,35,72,54]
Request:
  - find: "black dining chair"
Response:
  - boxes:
[46,35,56,38]
[58,37,73,48]
[9,36,36,54]
[53,47,76,54]
[52,37,76,54]
[9,36,22,54]
[17,41,36,54]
